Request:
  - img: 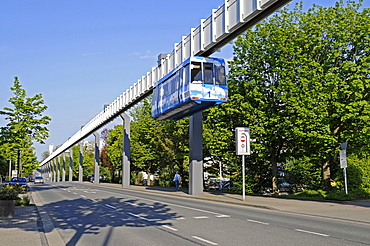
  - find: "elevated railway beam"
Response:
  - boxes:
[40,0,291,166]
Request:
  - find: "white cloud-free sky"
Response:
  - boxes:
[0,0,368,160]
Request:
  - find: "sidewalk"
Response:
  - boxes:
[1,183,369,246]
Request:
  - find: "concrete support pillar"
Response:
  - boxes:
[48,162,51,182]
[93,132,100,184]
[57,156,60,182]
[79,142,83,182]
[53,159,56,182]
[189,111,203,195]
[69,148,73,182]
[120,113,131,188]
[62,153,66,182]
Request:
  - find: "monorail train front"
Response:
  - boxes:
[152,56,228,121]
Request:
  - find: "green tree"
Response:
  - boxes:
[40,151,50,162]
[106,125,124,176]
[100,128,114,182]
[205,0,370,193]
[129,98,190,186]
[0,77,51,177]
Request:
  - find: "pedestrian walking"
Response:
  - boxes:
[142,172,148,186]
[173,171,181,191]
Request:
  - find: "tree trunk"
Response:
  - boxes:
[271,157,278,194]
[17,150,22,177]
[322,159,331,189]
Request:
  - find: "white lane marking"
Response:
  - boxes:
[147,218,162,222]
[139,205,154,208]
[80,195,86,198]
[129,213,147,219]
[247,219,269,225]
[194,216,209,219]
[125,202,138,206]
[128,212,162,221]
[73,192,78,195]
[84,191,96,193]
[67,217,78,221]
[170,217,185,220]
[192,236,218,245]
[124,202,154,208]
[105,204,117,209]
[216,214,230,218]
[295,229,329,237]
[108,191,228,217]
[162,225,178,231]
[82,187,230,219]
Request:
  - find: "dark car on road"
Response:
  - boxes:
[9,177,28,189]
[90,175,104,183]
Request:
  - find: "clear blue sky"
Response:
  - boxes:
[0,0,368,160]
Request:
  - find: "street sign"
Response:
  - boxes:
[340,150,347,169]
[236,127,250,155]
[12,170,17,177]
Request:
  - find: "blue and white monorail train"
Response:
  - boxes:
[152,56,228,120]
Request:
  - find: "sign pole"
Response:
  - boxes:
[236,127,250,201]
[343,168,348,195]
[242,155,245,200]
[340,142,348,195]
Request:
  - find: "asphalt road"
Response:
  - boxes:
[31,182,370,246]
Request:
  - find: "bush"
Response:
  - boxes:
[335,154,370,190]
[291,188,370,201]
[4,184,26,193]
[0,186,19,200]
[326,189,370,201]
[15,196,31,206]
[293,190,327,200]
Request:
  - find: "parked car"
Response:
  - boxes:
[34,176,44,184]
[209,180,232,191]
[9,177,28,189]
[90,175,104,183]
[279,182,293,194]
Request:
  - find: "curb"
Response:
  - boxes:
[30,188,65,246]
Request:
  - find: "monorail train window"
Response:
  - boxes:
[215,63,226,85]
[204,63,213,84]
[163,80,169,96]
[171,72,178,93]
[191,62,202,82]
[184,65,189,84]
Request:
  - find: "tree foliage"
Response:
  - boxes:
[205,0,370,193]
[0,77,51,176]
[129,98,189,186]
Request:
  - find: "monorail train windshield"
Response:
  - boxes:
[152,56,228,121]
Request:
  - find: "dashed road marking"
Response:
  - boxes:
[162,225,178,231]
[128,212,162,221]
[105,204,117,209]
[215,214,230,218]
[192,236,218,245]
[295,229,329,237]
[170,217,185,220]
[247,219,269,225]
[194,216,209,219]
